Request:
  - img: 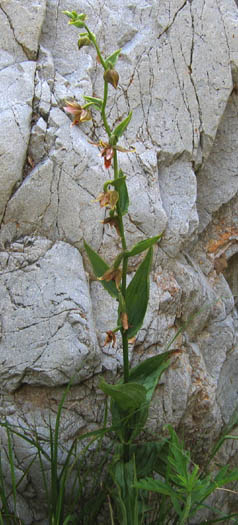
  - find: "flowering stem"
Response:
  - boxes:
[113,150,129,387]
[102,81,111,137]
[84,24,107,70]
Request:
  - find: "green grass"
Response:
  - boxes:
[1,386,238,525]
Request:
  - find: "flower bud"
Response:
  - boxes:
[78,36,91,50]
[103,69,119,89]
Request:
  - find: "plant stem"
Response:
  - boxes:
[122,331,129,383]
[84,27,111,136]
[113,151,129,384]
[84,24,107,70]
[102,81,111,137]
[92,34,131,460]
[180,493,191,524]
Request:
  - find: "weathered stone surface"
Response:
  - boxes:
[0,0,46,60]
[0,238,101,393]
[0,61,35,223]
[197,91,238,231]
[0,0,238,521]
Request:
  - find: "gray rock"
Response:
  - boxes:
[0,61,35,223]
[0,239,101,393]
[197,92,238,232]
[0,0,238,520]
[159,160,199,255]
[0,0,46,60]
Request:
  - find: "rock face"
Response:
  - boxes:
[0,0,238,521]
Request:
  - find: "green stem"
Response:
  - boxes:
[180,493,191,525]
[84,26,111,136]
[122,331,129,384]
[84,24,107,69]
[102,81,111,137]
[113,151,129,385]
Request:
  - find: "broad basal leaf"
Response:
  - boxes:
[84,241,118,298]
[110,392,149,442]
[99,379,146,412]
[126,234,163,257]
[129,351,175,402]
[125,248,152,338]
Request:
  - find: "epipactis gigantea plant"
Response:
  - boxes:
[63,9,177,463]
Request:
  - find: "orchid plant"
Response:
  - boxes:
[1,10,237,525]
[60,11,238,525]
[62,8,174,450]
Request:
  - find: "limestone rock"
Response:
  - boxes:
[0,0,46,60]
[0,238,101,393]
[197,92,238,231]
[0,0,238,520]
[0,61,35,223]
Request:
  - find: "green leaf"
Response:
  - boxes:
[113,111,132,139]
[84,241,118,298]
[134,477,176,497]
[105,48,121,68]
[125,248,153,338]
[129,351,174,402]
[83,95,103,111]
[167,426,190,485]
[214,465,238,486]
[131,441,168,477]
[126,234,163,257]
[207,407,238,465]
[134,478,183,517]
[117,169,129,215]
[99,379,146,412]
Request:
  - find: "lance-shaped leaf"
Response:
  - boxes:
[84,241,118,298]
[105,48,121,68]
[126,234,163,257]
[113,111,132,139]
[117,169,129,215]
[129,351,175,402]
[99,379,146,412]
[83,95,103,111]
[125,248,153,338]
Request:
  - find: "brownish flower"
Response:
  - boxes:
[95,190,119,210]
[103,330,116,347]
[64,100,92,125]
[101,145,114,168]
[89,139,135,169]
[102,217,121,236]
[99,268,122,289]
